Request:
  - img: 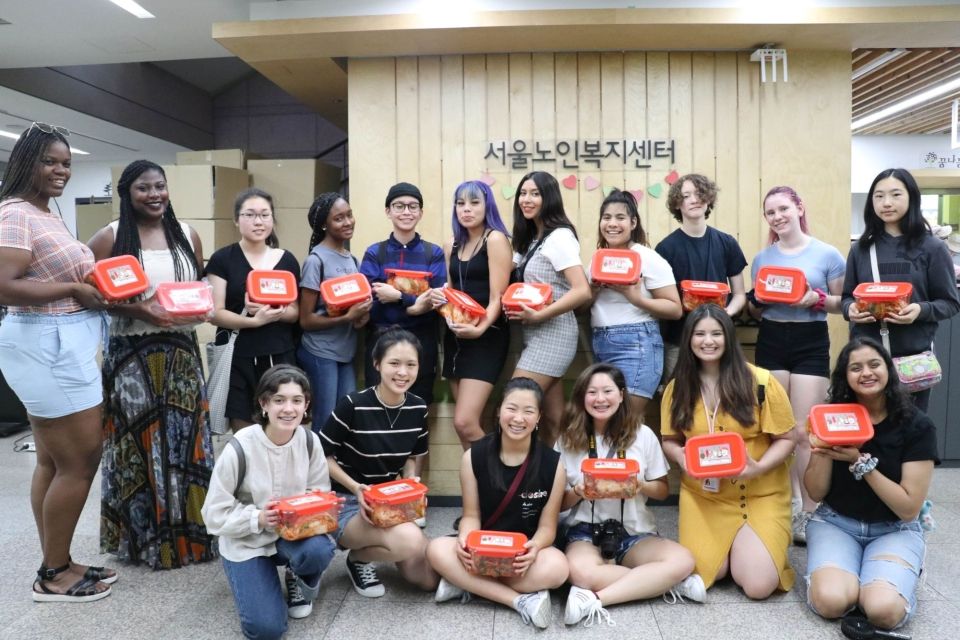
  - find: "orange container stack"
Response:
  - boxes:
[363,479,428,528]
[385,269,432,296]
[154,281,214,316]
[320,273,372,317]
[581,458,641,499]
[275,491,341,541]
[684,432,747,479]
[501,282,553,312]
[590,249,641,286]
[438,288,486,326]
[852,282,913,319]
[754,266,807,305]
[680,280,730,312]
[808,403,875,448]
[246,270,297,306]
[465,530,528,577]
[89,255,149,302]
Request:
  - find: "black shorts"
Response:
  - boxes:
[226,349,298,420]
[755,319,830,378]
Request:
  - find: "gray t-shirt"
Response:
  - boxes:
[300,245,360,363]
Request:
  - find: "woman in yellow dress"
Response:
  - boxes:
[661,304,796,599]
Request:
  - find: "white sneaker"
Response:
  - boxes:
[414,515,427,528]
[285,567,313,619]
[793,511,813,546]
[435,577,465,603]
[564,586,613,627]
[513,590,552,628]
[663,573,707,604]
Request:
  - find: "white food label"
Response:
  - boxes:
[601,256,632,275]
[866,284,897,294]
[698,444,733,467]
[169,288,202,305]
[691,282,719,290]
[380,482,412,496]
[824,413,861,432]
[288,495,322,506]
[332,280,361,296]
[513,284,544,304]
[107,265,138,287]
[260,278,287,295]
[479,534,513,547]
[764,275,794,294]
[594,460,627,470]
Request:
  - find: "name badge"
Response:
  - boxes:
[702,477,720,493]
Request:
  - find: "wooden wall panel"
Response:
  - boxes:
[577,53,602,255]
[440,55,465,242]
[645,52,673,244]
[623,52,648,231]
[417,57,443,243]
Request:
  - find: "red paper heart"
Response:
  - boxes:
[665,170,679,185]
[480,173,496,186]
[629,189,644,201]
[584,176,601,191]
[561,174,577,190]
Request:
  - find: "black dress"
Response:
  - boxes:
[441,231,511,384]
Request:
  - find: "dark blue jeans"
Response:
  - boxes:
[222,535,336,639]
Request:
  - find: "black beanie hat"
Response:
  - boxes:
[385,182,423,208]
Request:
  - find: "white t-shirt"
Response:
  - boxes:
[513,227,583,272]
[589,243,676,327]
[556,424,669,535]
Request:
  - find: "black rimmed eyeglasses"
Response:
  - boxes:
[29,122,71,137]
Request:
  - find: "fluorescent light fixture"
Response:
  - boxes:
[852,76,960,130]
[107,0,154,19]
[852,48,907,81]
[0,129,90,155]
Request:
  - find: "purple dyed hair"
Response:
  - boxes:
[450,180,511,246]
[763,185,810,245]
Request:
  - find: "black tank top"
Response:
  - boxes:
[470,433,559,538]
[450,231,493,307]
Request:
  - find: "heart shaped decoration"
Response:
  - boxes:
[561,174,578,190]
[584,176,601,191]
[665,170,680,185]
[501,185,515,200]
[629,189,644,201]
[602,186,616,197]
[480,173,496,186]
[647,183,663,198]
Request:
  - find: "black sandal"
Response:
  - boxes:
[70,555,118,585]
[32,564,112,603]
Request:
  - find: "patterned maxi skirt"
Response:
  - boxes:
[100,330,218,569]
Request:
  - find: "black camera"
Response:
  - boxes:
[591,519,627,560]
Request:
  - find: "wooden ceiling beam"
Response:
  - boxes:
[853,64,960,118]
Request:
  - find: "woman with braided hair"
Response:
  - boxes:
[298,192,371,428]
[89,159,217,569]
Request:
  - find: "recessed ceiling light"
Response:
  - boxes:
[0,130,90,155]
[852,76,960,130]
[107,0,154,20]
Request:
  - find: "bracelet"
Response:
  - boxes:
[848,454,879,481]
[812,288,827,312]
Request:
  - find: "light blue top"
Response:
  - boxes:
[751,237,845,322]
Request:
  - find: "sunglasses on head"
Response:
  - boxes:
[29,122,71,137]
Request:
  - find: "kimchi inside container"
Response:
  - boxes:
[501,282,553,312]
[581,458,641,499]
[275,491,340,541]
[465,530,528,577]
[680,280,731,312]
[439,288,486,326]
[852,282,913,320]
[754,266,807,305]
[90,255,149,301]
[320,273,371,317]
[808,403,874,447]
[363,479,428,528]
[590,249,641,286]
[684,432,747,479]
[154,281,213,316]
[246,270,297,306]
[385,269,432,296]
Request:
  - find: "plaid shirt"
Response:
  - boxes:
[0,198,94,314]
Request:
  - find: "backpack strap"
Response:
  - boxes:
[377,239,389,266]
[230,426,315,494]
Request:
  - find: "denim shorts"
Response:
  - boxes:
[591,322,664,399]
[334,493,362,546]
[0,311,104,418]
[564,521,655,565]
[805,502,925,627]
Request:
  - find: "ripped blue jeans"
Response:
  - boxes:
[805,502,925,628]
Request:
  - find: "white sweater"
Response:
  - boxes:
[201,425,331,562]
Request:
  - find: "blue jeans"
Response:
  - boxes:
[297,346,356,432]
[591,322,664,399]
[222,535,336,639]
[563,522,655,565]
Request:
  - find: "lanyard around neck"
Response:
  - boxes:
[700,390,721,434]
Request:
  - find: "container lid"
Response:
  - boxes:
[320,273,371,307]
[154,281,213,315]
[385,268,432,280]
[465,530,528,557]
[363,479,429,505]
[680,280,731,296]
[90,255,149,300]
[502,282,552,306]
[684,432,747,478]
[808,404,875,445]
[755,266,807,304]
[580,457,640,479]
[852,282,913,301]
[246,270,297,305]
[442,288,486,317]
[275,491,339,517]
[590,249,641,284]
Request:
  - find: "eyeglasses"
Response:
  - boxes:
[239,212,273,221]
[390,202,421,213]
[29,122,71,137]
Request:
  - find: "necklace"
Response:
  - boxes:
[374,388,404,429]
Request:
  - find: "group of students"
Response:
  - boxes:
[0,123,955,637]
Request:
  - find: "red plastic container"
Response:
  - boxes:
[465,530,528,577]
[89,255,149,302]
[275,491,341,541]
[591,249,641,286]
[808,403,875,448]
[853,282,913,320]
[754,266,807,305]
[501,282,553,312]
[385,268,432,296]
[154,281,214,317]
[684,432,747,479]
[438,288,486,326]
[581,458,640,499]
[363,479,428,528]
[320,273,372,317]
[680,280,730,312]
[246,270,297,306]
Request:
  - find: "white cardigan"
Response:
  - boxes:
[201,425,331,562]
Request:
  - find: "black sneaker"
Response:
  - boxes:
[346,555,385,597]
[285,567,312,618]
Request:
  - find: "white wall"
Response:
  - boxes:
[852,134,956,192]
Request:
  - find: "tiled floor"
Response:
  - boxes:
[1,432,957,640]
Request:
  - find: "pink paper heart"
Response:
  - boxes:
[561,174,577,190]
[629,189,644,201]
[647,183,663,198]
[480,173,496,186]
[584,176,601,191]
[665,170,680,185]
[500,185,515,200]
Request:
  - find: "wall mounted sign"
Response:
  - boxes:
[921,152,960,169]
[485,138,676,170]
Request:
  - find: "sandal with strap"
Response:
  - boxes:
[70,555,118,585]
[32,564,112,603]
